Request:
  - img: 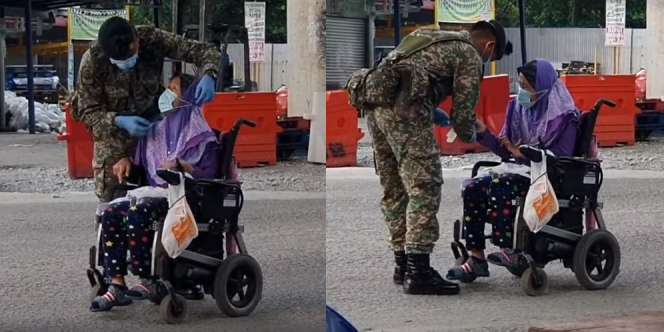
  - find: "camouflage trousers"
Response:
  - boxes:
[93,158,127,203]
[367,105,443,254]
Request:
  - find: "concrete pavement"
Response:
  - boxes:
[326,167,664,332]
[0,190,325,331]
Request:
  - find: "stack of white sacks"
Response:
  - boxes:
[3,91,65,133]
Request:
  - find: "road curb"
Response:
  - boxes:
[326,167,664,180]
[0,190,325,204]
[529,311,664,331]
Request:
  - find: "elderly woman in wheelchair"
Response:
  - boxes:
[90,73,223,311]
[90,73,260,320]
[446,59,582,282]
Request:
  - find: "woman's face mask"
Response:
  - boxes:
[517,87,546,108]
[110,53,138,72]
[158,88,178,113]
[517,87,534,107]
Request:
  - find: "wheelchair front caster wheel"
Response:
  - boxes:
[214,254,263,317]
[149,282,168,305]
[160,293,187,324]
[507,264,527,278]
[521,267,548,296]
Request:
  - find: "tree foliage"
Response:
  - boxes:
[495,0,645,28]
[127,0,286,43]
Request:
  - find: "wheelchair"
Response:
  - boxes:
[86,119,264,323]
[450,99,621,296]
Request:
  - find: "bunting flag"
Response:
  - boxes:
[71,8,127,41]
[437,0,495,23]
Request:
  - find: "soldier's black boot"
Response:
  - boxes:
[403,253,460,295]
[393,251,406,285]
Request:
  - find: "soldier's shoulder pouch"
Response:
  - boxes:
[345,64,400,111]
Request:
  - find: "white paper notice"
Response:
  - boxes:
[605,0,626,47]
[244,2,266,63]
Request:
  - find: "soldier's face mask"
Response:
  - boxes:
[110,52,138,72]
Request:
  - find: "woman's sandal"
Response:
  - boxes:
[446,256,490,283]
[125,279,156,300]
[487,248,524,269]
[90,284,133,312]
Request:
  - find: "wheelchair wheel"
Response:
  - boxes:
[149,282,168,305]
[160,293,188,324]
[573,230,620,290]
[214,254,263,317]
[521,267,548,296]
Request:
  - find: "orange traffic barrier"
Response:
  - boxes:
[59,92,283,178]
[435,75,510,155]
[561,75,637,147]
[204,92,282,167]
[57,103,94,179]
[326,90,364,167]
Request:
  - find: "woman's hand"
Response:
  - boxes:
[112,157,132,183]
[500,138,525,159]
[161,159,194,173]
[475,118,487,134]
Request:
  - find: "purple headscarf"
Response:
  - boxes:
[134,79,219,187]
[501,59,579,147]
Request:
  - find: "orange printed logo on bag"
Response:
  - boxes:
[171,212,197,246]
[533,190,556,221]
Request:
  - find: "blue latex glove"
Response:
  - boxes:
[195,74,216,105]
[433,108,452,127]
[115,115,152,137]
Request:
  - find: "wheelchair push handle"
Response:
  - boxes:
[592,99,616,112]
[236,119,256,129]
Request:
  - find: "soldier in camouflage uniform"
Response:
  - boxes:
[75,16,220,204]
[76,17,220,311]
[351,20,512,295]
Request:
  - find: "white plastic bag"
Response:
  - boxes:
[475,162,530,179]
[523,150,559,233]
[161,173,198,258]
[127,186,168,200]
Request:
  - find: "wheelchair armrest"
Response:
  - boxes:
[156,169,182,185]
[186,177,243,188]
[518,145,557,164]
[116,183,141,191]
[471,161,502,177]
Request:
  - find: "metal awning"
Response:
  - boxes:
[0,1,104,10]
[0,1,122,133]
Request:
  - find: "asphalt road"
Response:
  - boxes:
[0,191,325,332]
[326,167,664,332]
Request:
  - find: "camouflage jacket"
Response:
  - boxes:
[75,25,221,167]
[359,29,482,142]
